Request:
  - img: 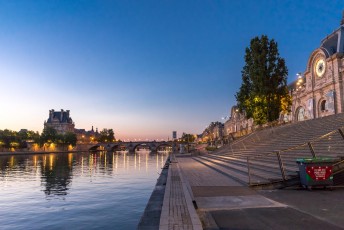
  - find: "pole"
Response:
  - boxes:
[247,157,252,185]
[276,151,287,181]
[307,142,316,158]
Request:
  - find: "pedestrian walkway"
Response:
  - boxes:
[159,155,202,230]
[176,155,344,229]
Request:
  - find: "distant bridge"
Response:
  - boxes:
[75,141,178,153]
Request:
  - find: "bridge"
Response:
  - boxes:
[75,141,179,153]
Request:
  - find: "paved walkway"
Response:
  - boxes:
[175,155,344,229]
[159,156,202,230]
[177,157,242,187]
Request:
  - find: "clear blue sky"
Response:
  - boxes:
[0,0,342,140]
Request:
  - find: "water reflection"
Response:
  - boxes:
[40,154,73,196]
[0,151,167,198]
[0,151,169,229]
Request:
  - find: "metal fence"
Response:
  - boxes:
[247,128,344,185]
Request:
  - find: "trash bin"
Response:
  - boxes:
[296,157,338,189]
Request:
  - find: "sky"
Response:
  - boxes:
[0,0,343,140]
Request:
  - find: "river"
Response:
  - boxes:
[0,151,168,229]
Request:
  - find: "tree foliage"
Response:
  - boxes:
[181,133,195,143]
[97,128,115,142]
[0,129,40,149]
[236,35,291,125]
[57,132,77,147]
[40,127,77,147]
[0,127,77,150]
[40,126,58,145]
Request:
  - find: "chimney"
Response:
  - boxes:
[60,109,64,122]
[49,109,54,120]
[66,110,70,119]
[341,10,344,25]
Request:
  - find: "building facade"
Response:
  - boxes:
[201,121,224,145]
[74,126,99,143]
[289,13,344,122]
[223,106,254,143]
[44,109,75,134]
[223,12,344,141]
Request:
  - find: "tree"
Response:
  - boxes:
[107,129,115,142]
[40,126,58,146]
[58,132,77,149]
[236,35,291,125]
[181,133,196,143]
[0,129,17,149]
[97,128,115,142]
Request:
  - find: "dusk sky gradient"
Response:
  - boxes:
[0,1,343,140]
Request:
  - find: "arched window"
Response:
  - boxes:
[320,100,327,112]
[297,107,305,121]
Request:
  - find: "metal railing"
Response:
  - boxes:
[246,128,344,186]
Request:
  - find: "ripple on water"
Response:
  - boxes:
[0,151,168,229]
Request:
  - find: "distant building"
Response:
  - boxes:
[201,121,224,144]
[44,109,75,134]
[223,106,254,143]
[75,126,99,143]
[172,131,177,140]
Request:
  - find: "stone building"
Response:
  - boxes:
[223,12,344,141]
[201,121,224,144]
[44,109,75,134]
[223,106,254,143]
[74,126,99,143]
[288,12,344,122]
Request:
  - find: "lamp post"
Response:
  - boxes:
[294,73,305,121]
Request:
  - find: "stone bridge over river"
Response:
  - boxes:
[75,141,178,153]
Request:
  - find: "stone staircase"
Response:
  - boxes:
[195,113,344,187]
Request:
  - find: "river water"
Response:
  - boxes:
[0,151,168,229]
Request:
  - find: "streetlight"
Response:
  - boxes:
[296,73,304,91]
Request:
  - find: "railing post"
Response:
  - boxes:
[338,129,344,140]
[276,151,287,181]
[247,157,251,185]
[307,142,316,158]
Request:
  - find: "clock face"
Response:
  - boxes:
[315,58,326,77]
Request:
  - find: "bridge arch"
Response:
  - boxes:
[89,144,105,151]
[155,142,173,152]
[132,143,152,152]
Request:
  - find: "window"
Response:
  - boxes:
[297,107,305,121]
[320,100,327,112]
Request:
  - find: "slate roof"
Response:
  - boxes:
[47,111,73,124]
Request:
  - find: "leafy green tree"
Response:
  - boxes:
[57,132,77,150]
[181,133,196,143]
[236,35,291,125]
[107,129,115,142]
[40,126,58,146]
[17,130,40,148]
[63,132,77,146]
[0,129,17,149]
[97,128,116,142]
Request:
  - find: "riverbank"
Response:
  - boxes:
[0,150,88,156]
[137,157,170,229]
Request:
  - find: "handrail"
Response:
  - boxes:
[230,132,255,147]
[248,127,344,160]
